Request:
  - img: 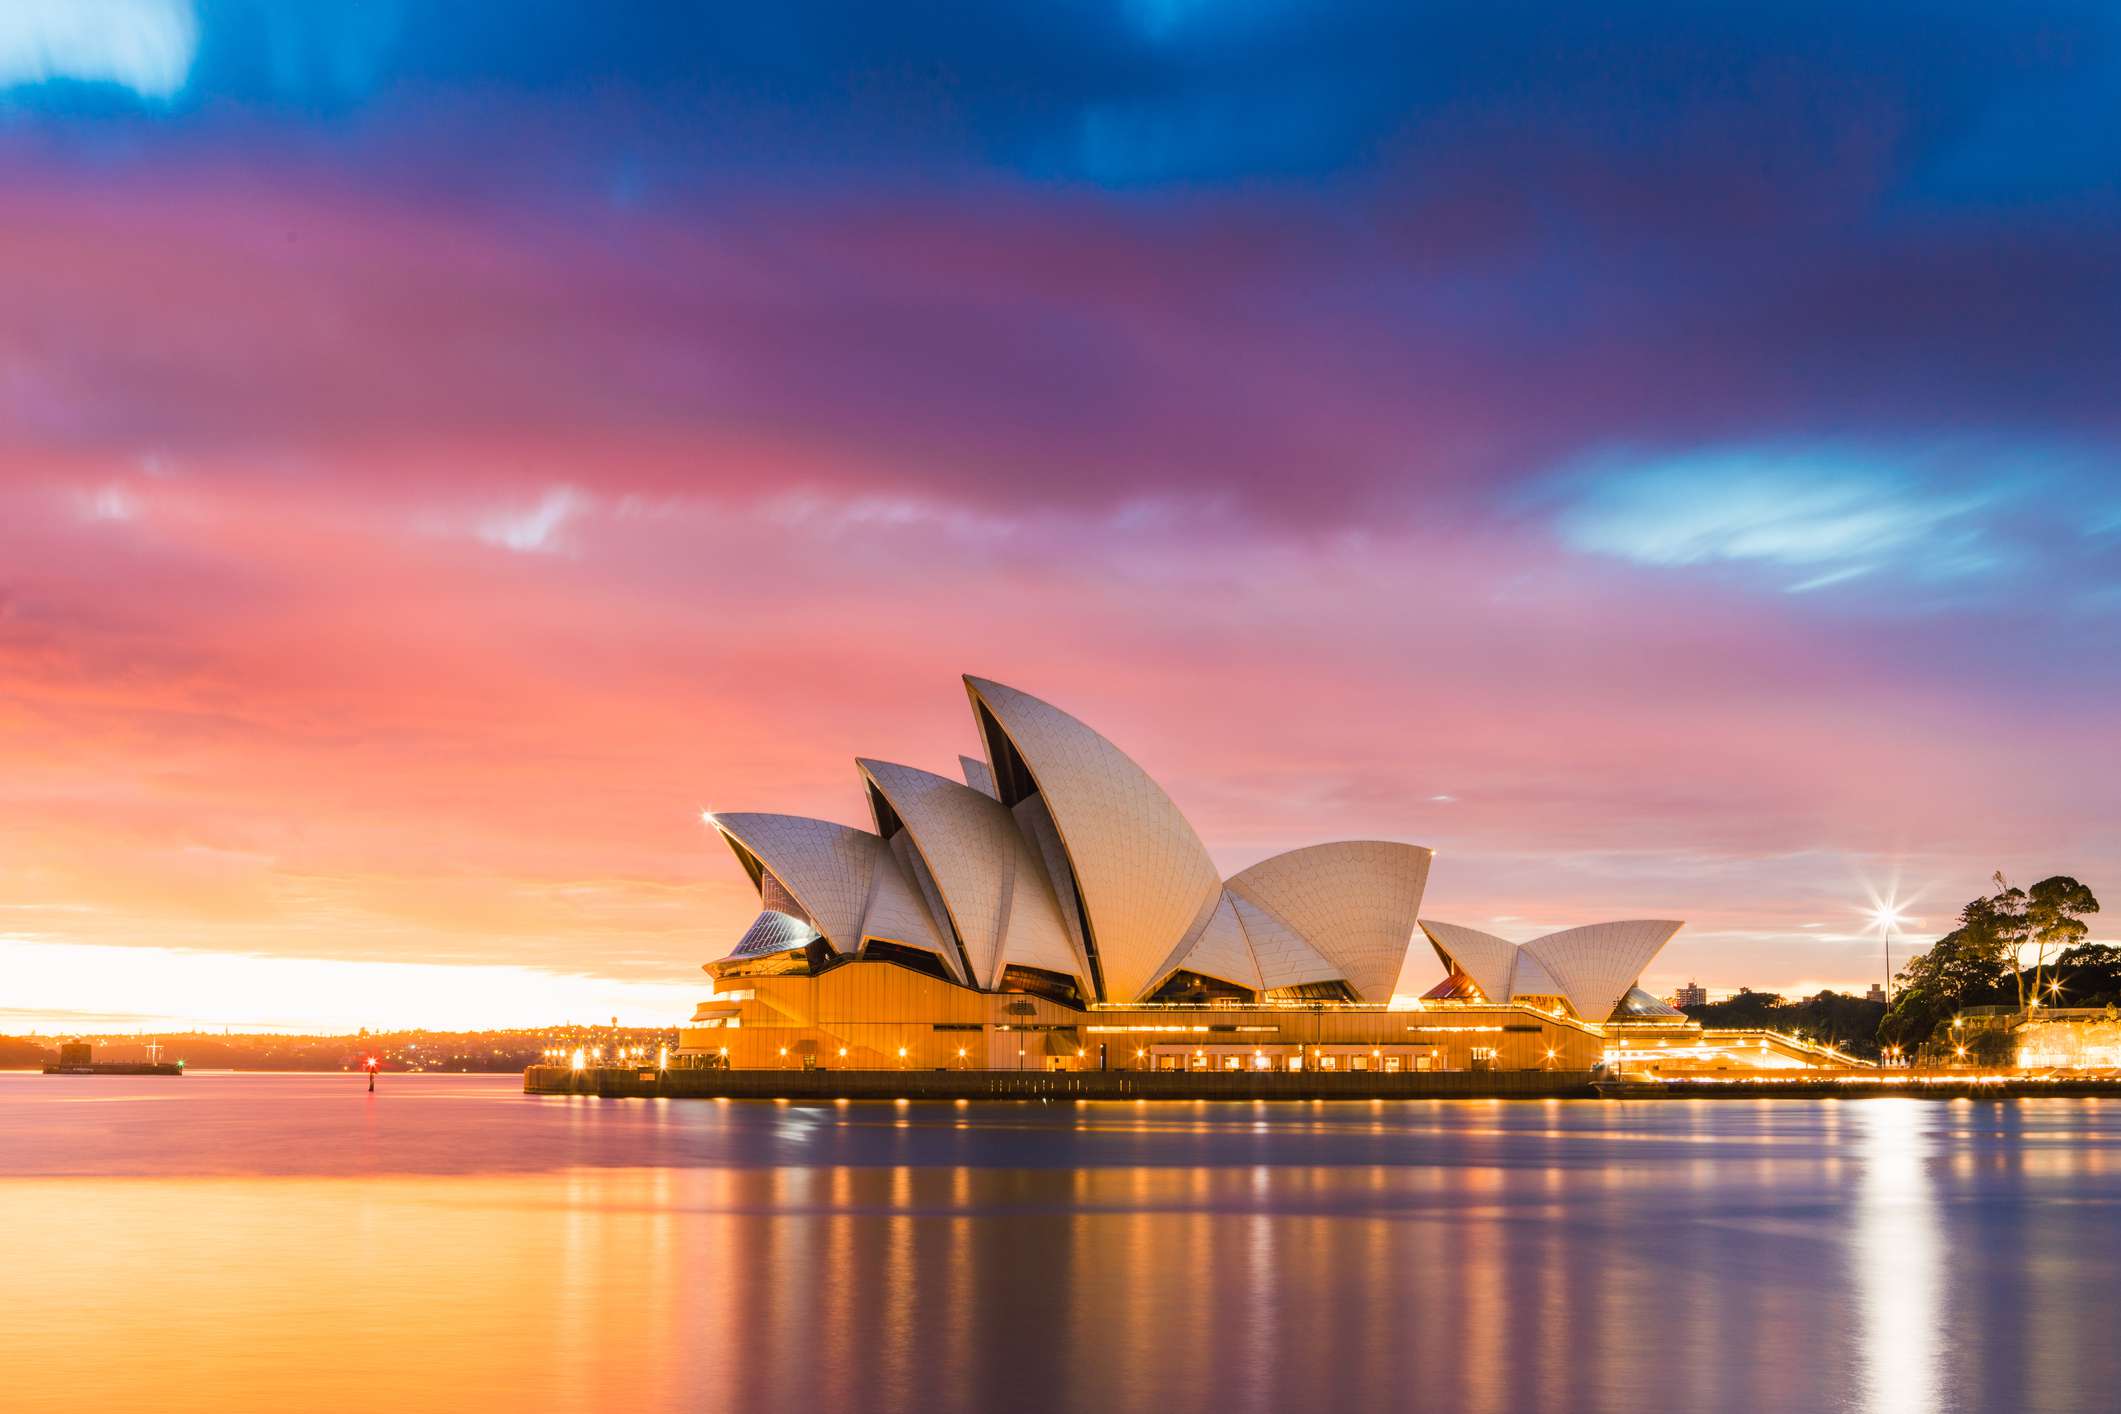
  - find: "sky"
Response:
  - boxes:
[3,1,2118,1032]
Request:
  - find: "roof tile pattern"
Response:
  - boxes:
[712,813,880,955]
[1420,919,1684,1021]
[1172,891,1264,991]
[859,760,1015,986]
[965,677,1223,1002]
[1229,893,1345,991]
[1418,920,1519,1001]
[1521,921,1683,1024]
[1225,842,1432,1002]
[959,754,998,799]
[1007,794,1096,992]
[994,826,1088,991]
[896,834,955,946]
[1508,950,1566,1000]
[860,844,961,981]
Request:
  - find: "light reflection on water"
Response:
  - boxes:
[4,1075,2120,1413]
[1857,1100,1939,1414]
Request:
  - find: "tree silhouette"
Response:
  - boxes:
[2026,876,2101,1007]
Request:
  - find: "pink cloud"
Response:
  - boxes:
[3,158,2115,1027]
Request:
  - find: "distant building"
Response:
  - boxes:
[1674,981,1709,1009]
[1865,984,1887,1004]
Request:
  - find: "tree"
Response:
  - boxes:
[1876,876,2103,1055]
[2025,876,2100,1008]
[1878,893,2014,1051]
[1983,876,2032,1010]
[2051,943,2121,1007]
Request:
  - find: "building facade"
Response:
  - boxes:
[682,675,1857,1075]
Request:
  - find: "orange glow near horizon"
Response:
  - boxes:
[0,939,696,1034]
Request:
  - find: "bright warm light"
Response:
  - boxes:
[0,938,696,1033]
[1868,901,1911,932]
[569,1048,585,1071]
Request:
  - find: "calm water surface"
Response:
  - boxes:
[4,1072,2118,1413]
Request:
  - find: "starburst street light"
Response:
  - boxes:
[1868,900,1911,931]
[1866,897,1913,1005]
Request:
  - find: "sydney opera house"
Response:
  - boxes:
[681,677,1846,1074]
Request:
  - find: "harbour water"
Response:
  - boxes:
[5,1072,2118,1413]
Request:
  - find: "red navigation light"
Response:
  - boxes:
[366,1056,378,1069]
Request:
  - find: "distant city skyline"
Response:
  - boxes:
[5,4,2117,1031]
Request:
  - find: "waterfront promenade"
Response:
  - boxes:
[524,1064,1597,1100]
[526,1064,2121,1101]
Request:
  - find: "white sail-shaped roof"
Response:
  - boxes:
[996,878,1089,989]
[855,758,1091,995]
[706,674,1680,1015]
[1522,920,1683,1025]
[711,813,878,955]
[1230,893,1344,991]
[858,844,963,982]
[711,810,959,977]
[857,759,1020,989]
[959,754,998,799]
[1419,918,1684,1021]
[1009,797,1102,996]
[1508,949,1566,1001]
[964,677,1223,1002]
[1419,920,1519,1002]
[1171,891,1264,992]
[1224,842,1431,1002]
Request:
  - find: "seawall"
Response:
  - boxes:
[523,1064,1598,1101]
[1595,1075,2121,1099]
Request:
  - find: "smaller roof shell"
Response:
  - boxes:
[1419,919,1684,1022]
